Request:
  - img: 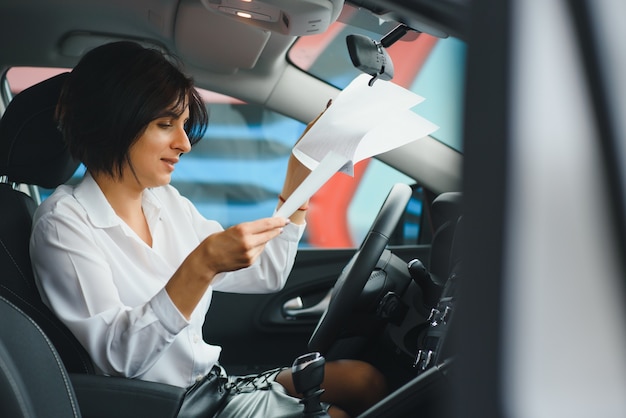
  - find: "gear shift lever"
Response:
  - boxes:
[408,258,443,307]
[291,352,330,417]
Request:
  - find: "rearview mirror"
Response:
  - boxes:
[346,34,394,86]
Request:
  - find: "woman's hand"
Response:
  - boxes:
[278,100,333,225]
[166,216,289,318]
[201,217,290,274]
[296,99,332,145]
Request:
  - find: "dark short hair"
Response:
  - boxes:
[56,41,208,178]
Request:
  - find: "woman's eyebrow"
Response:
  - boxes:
[155,110,181,119]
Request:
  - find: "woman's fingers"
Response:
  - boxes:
[234,217,289,245]
[202,217,289,273]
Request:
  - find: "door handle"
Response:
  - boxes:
[282,290,332,319]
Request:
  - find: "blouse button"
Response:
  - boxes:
[193,333,200,343]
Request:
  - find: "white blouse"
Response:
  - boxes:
[30,172,304,388]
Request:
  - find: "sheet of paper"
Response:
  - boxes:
[293,74,439,175]
[275,151,348,218]
[276,74,438,218]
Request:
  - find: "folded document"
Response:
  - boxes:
[276,74,439,218]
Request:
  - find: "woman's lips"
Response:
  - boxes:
[161,158,178,171]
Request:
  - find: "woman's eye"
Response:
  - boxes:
[158,122,173,128]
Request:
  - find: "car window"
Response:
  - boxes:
[5,66,421,249]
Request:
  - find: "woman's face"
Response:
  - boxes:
[125,106,191,189]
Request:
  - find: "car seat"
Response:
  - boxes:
[0,72,93,374]
[408,192,463,308]
[0,73,185,417]
[428,192,463,288]
[0,295,82,418]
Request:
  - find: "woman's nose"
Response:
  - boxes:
[174,126,192,154]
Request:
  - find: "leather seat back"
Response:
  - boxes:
[429,192,463,286]
[0,73,93,374]
[0,295,82,417]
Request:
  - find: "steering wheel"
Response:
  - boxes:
[308,183,413,354]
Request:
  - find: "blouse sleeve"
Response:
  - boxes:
[30,202,189,379]
[180,194,306,294]
[210,221,305,293]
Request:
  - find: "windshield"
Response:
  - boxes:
[288,4,466,152]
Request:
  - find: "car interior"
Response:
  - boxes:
[6,0,592,417]
[5,0,626,417]
[0,72,462,417]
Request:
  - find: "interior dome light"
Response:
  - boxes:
[201,0,344,36]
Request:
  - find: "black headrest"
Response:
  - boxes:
[431,192,463,231]
[429,192,463,285]
[0,72,79,188]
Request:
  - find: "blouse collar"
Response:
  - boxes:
[73,171,162,229]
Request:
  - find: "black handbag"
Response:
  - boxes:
[178,365,230,418]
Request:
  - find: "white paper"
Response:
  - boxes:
[276,74,439,218]
[293,74,439,175]
[275,151,349,218]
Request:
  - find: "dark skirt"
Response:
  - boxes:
[216,368,306,418]
[181,366,327,418]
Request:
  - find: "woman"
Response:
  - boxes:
[30,41,386,417]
